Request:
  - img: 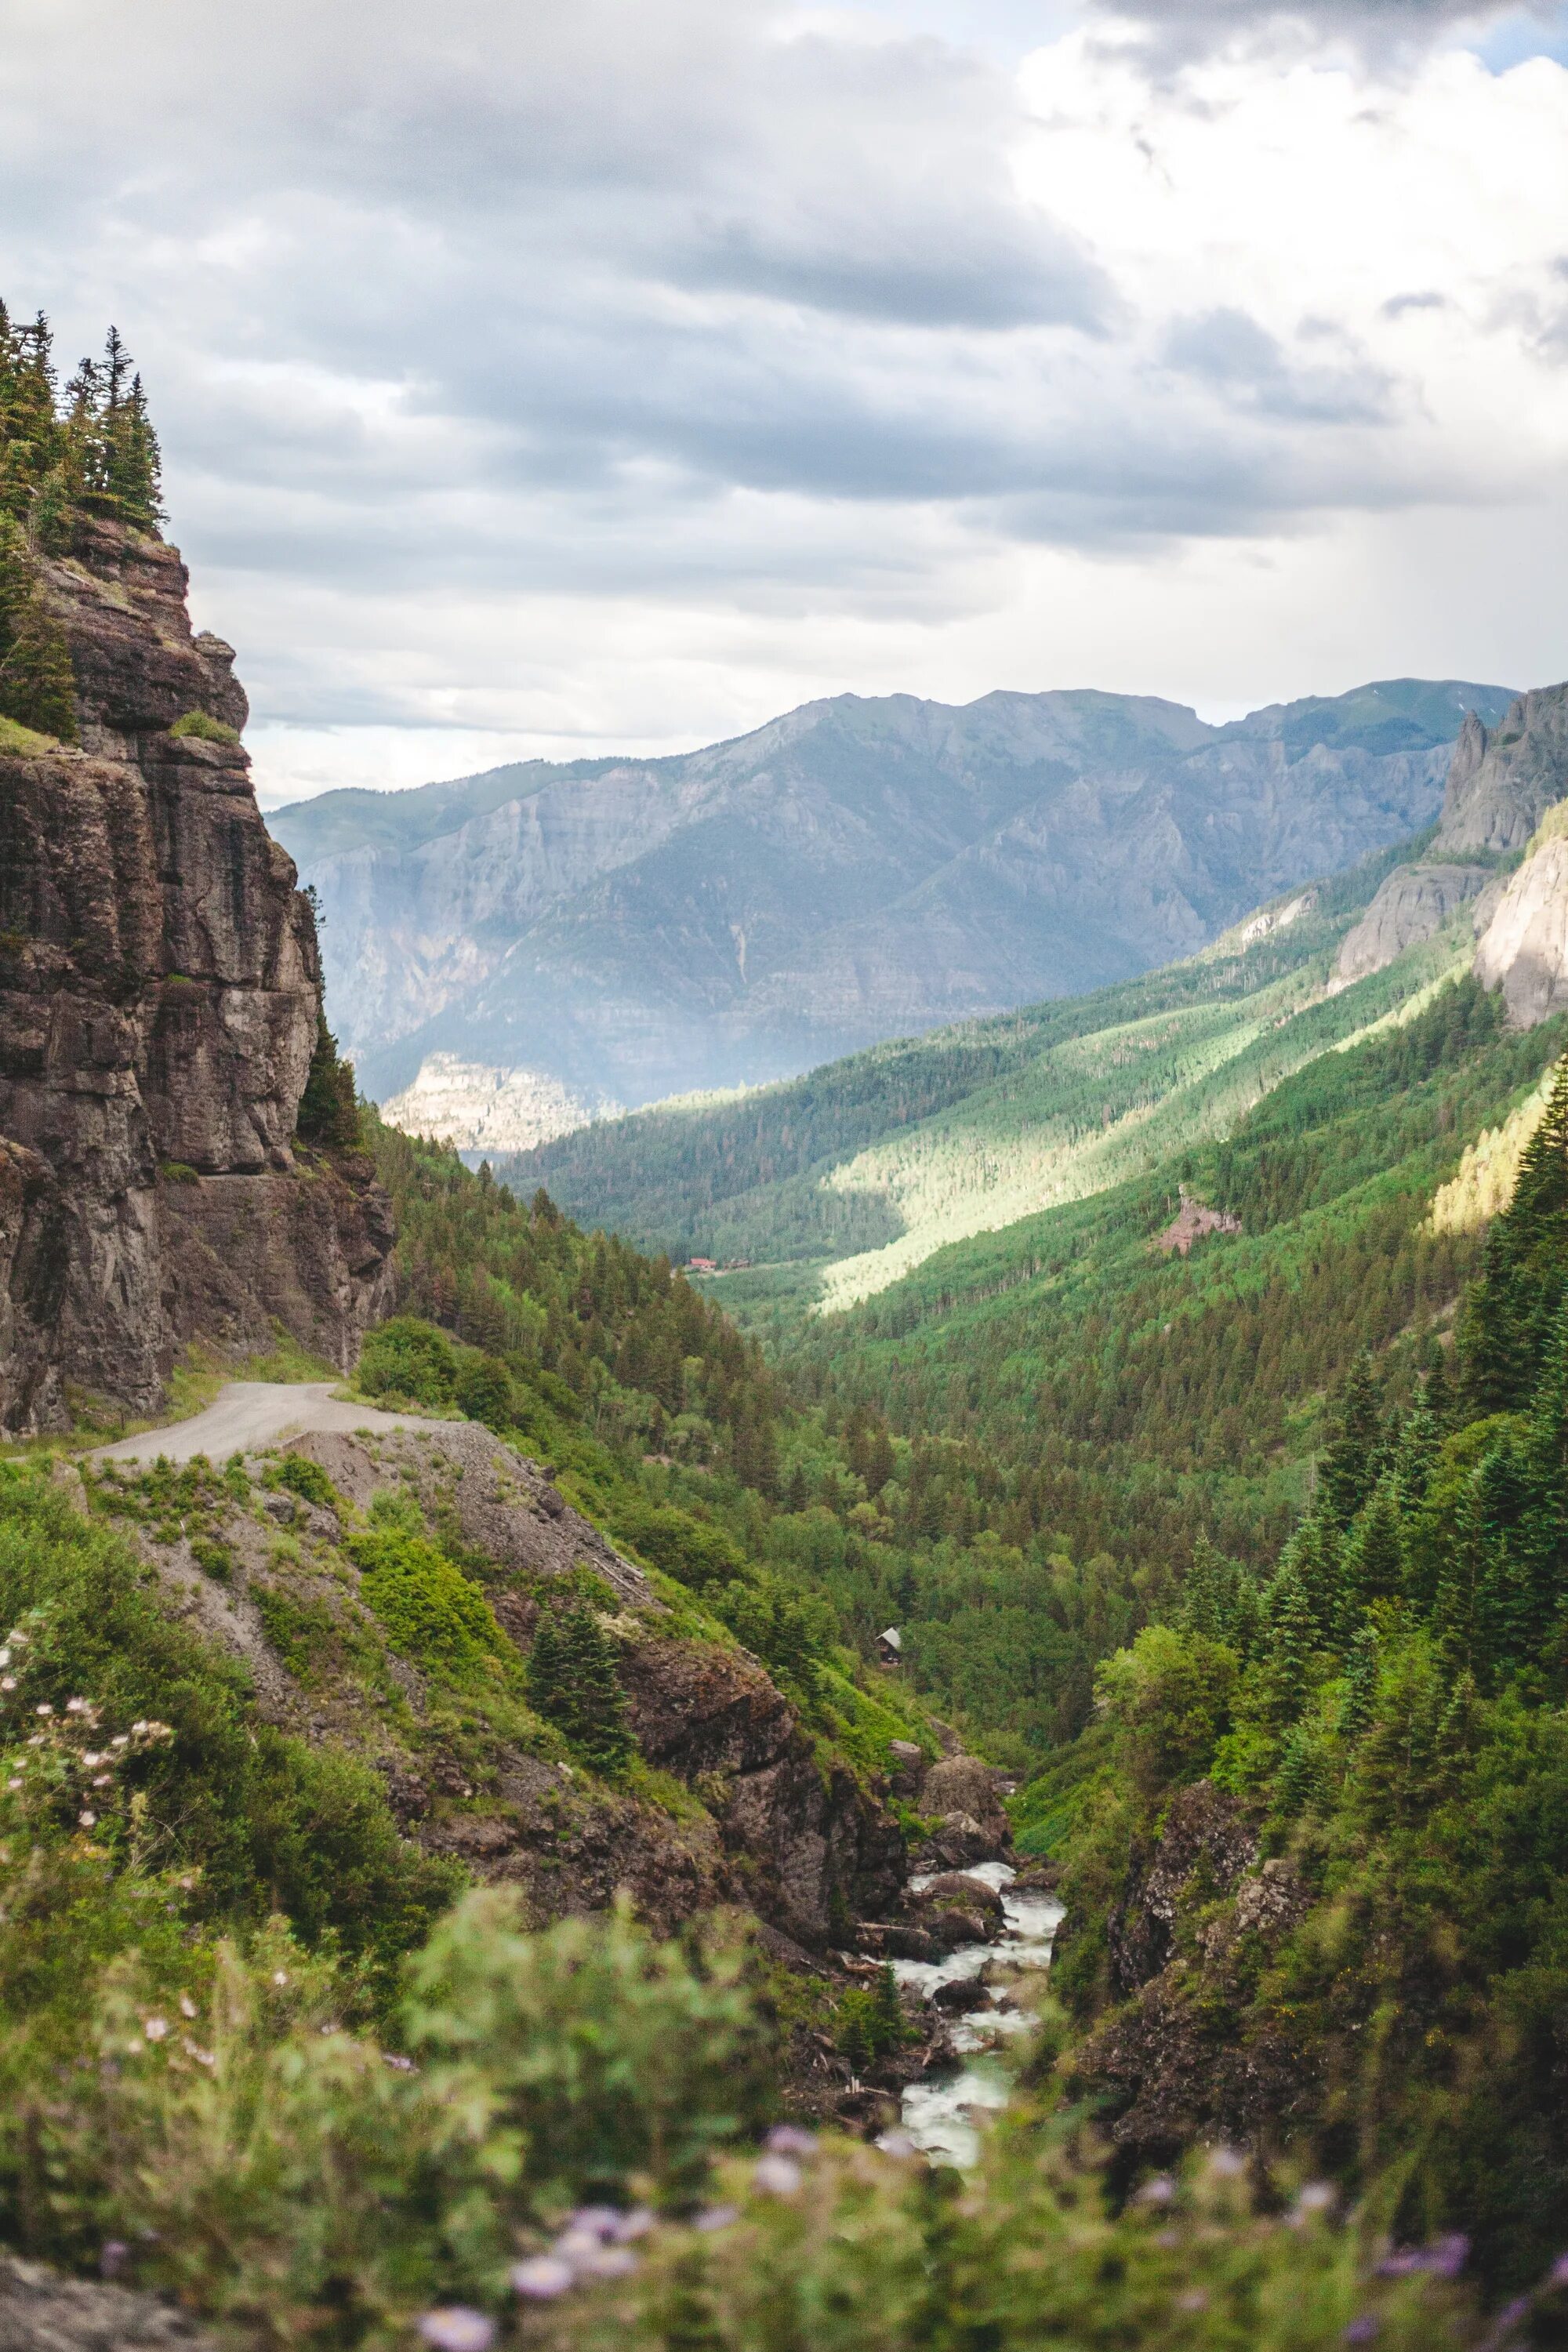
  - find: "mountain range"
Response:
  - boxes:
[271,675,1515,1137]
[515,677,1568,1316]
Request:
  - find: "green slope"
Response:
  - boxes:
[514,836,1439,1307]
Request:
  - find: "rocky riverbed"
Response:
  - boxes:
[883,1860,1063,2166]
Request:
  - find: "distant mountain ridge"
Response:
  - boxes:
[273,675,1515,1120]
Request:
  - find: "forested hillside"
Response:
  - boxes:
[1043,1054,1568,2296]
[513,839,1458,1305]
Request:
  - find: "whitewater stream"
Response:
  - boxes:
[885,1861,1065,2167]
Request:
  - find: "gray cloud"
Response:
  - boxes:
[0,0,1548,788]
[1080,0,1544,69]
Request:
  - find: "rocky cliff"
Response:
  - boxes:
[0,517,394,1432]
[1333,681,1568,998]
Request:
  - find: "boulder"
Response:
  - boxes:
[917,1811,997,1871]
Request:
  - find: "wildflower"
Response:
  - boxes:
[34,1704,52,1719]
[182,2042,216,2067]
[511,2258,574,2300]
[272,1969,290,1987]
[1297,2183,1335,2216]
[1342,2319,1380,2345]
[65,1698,89,1715]
[692,2205,739,2232]
[564,2208,622,2241]
[78,1809,96,1828]
[753,2154,802,2196]
[91,1773,111,1788]
[141,2017,169,2042]
[0,1679,14,1693]
[0,1650,10,1669]
[383,2052,417,2072]
[417,2308,495,2352]
[1548,2253,1568,2290]
[179,1995,198,2020]
[877,2129,920,2157]
[99,2241,129,2280]
[764,2125,818,2156]
[1136,2174,1176,2206]
[614,2209,654,2241]
[1422,2234,1470,2280]
[1207,2145,1247,2178]
[1176,2290,1210,2314]
[82,1751,102,1767]
[111,1735,128,1750]
[578,2245,638,2280]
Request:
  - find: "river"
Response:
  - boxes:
[884,1860,1064,2167]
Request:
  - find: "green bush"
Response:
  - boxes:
[169,706,241,744]
[456,1352,516,1429]
[269,1451,339,1511]
[347,1522,504,1679]
[358,1316,457,1409]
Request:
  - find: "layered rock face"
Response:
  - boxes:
[1332,682,1568,1004]
[1334,860,1492,983]
[0,518,394,1431]
[1473,823,1568,1026]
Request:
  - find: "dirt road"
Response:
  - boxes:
[93,1382,424,1465]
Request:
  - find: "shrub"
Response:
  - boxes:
[456,1352,516,1430]
[269,1451,339,1511]
[169,706,241,744]
[347,1523,503,1679]
[358,1316,457,1409]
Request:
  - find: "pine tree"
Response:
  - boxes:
[1341,1478,1405,1615]
[1461,1058,1568,1414]
[869,1962,908,2056]
[525,1608,568,1725]
[1319,1352,1384,1527]
[532,1602,633,1777]
[1338,1621,1378,1738]
[0,517,74,740]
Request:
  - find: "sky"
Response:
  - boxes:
[2,0,1567,807]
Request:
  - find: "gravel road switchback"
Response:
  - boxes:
[92,1382,426,1465]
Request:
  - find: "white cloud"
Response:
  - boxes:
[2,0,1566,801]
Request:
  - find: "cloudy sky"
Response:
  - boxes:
[3,0,1566,806]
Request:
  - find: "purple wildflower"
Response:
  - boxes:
[1342,2318,1380,2345]
[1136,2174,1176,2206]
[511,2257,575,2301]
[1422,2234,1469,2280]
[753,2154,802,2196]
[99,2241,129,2280]
[1476,2296,1533,2352]
[692,2205,739,2233]
[417,2309,495,2352]
[1548,2252,1568,2290]
[764,2125,818,2156]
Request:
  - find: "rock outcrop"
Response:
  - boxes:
[1433,688,1568,855]
[1329,683,1568,996]
[1333,861,1492,984]
[1473,818,1568,1027]
[0,517,394,1431]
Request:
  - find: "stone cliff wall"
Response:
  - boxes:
[0,516,393,1431]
